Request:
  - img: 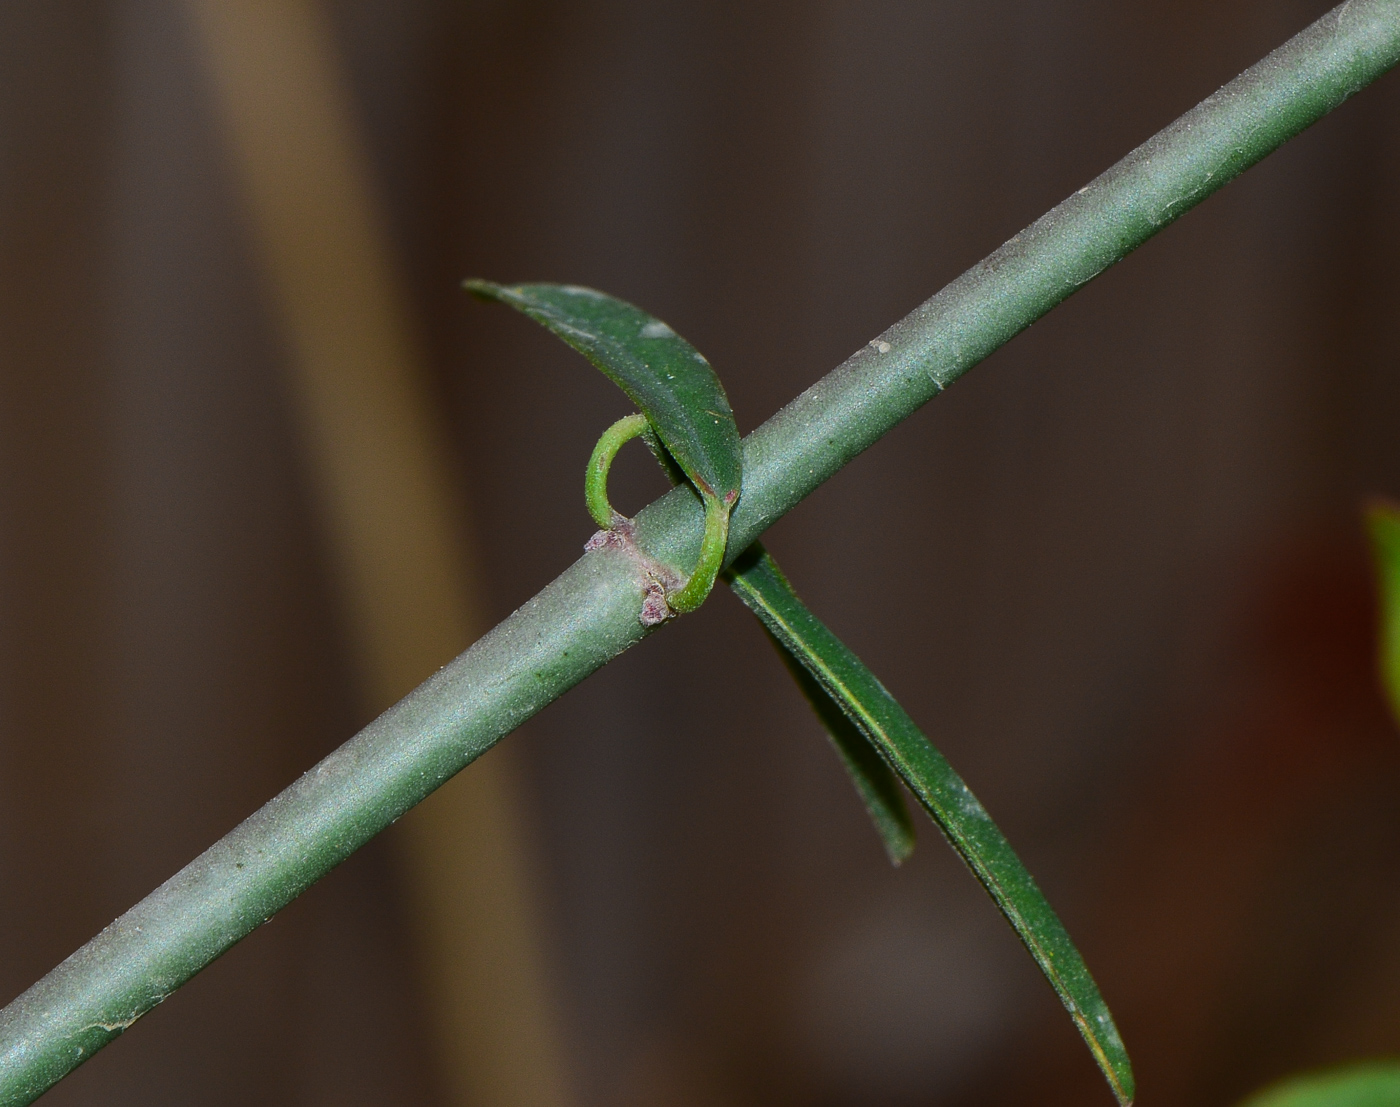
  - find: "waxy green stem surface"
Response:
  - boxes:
[2,3,1398,1101]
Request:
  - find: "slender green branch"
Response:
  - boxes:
[2,3,1397,1101]
[585,412,649,527]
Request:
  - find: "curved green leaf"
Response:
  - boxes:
[725,544,1134,1106]
[1366,500,1400,727]
[1238,1062,1400,1107]
[465,280,741,505]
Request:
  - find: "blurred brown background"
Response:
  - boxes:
[4,1,1400,1105]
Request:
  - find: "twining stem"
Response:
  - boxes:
[2,5,1397,1102]
[665,490,729,613]
[585,412,650,527]
[585,411,730,613]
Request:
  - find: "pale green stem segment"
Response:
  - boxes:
[726,544,1134,1106]
[586,412,730,613]
[2,5,1397,1102]
[586,412,650,528]
[1365,499,1400,726]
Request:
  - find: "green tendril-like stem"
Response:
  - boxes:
[585,412,729,613]
[585,412,650,528]
[665,491,729,613]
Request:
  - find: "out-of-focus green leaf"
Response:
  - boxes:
[1367,500,1400,726]
[725,544,1134,1106]
[1238,1061,1400,1107]
[465,281,741,505]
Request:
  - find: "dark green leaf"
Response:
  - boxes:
[1366,500,1400,727]
[466,280,741,504]
[1238,1062,1400,1107]
[764,620,915,865]
[725,544,1134,1106]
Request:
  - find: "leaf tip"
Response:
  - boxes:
[1106,1051,1136,1106]
[1076,1009,1134,1107]
[462,277,503,300]
[1102,1060,1135,1107]
[884,833,916,867]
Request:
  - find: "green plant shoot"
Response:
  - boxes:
[465,280,741,612]
[8,10,1395,1098]
[478,280,1133,1104]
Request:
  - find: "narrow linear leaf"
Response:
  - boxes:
[1237,1061,1400,1107]
[466,280,741,504]
[1366,499,1400,727]
[725,544,1134,1106]
[763,620,916,865]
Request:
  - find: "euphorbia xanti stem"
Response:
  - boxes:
[3,3,1398,1102]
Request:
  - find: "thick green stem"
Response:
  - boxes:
[2,3,1398,1101]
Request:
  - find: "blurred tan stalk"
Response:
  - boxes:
[186,3,573,1104]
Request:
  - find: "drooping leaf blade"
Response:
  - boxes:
[1366,500,1400,727]
[1237,1061,1400,1107]
[762,619,915,865]
[725,544,1134,1106]
[466,280,741,504]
